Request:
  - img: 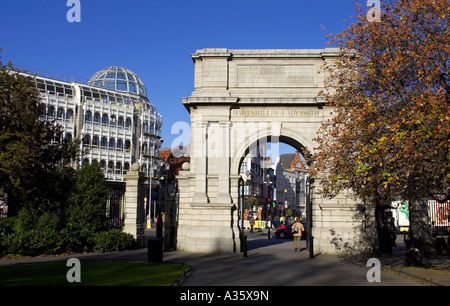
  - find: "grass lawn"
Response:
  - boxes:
[0,261,189,286]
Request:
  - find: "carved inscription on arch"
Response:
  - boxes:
[237,65,316,87]
[231,109,320,117]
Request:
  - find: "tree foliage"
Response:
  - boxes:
[313,0,449,204]
[65,161,109,246]
[0,55,79,216]
[0,55,136,256]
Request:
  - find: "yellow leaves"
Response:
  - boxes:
[377,136,387,143]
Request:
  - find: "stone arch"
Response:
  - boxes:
[176,48,377,255]
[231,126,314,177]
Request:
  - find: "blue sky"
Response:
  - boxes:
[0,0,362,157]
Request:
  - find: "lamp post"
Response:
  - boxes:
[148,157,164,263]
[238,176,244,253]
[161,157,173,250]
[264,173,273,239]
[156,159,165,239]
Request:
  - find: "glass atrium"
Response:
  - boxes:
[88,66,148,98]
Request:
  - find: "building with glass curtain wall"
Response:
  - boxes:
[22,66,163,182]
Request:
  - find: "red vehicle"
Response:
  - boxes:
[275,221,306,239]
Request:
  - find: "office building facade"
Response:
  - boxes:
[18,66,162,227]
[23,66,163,181]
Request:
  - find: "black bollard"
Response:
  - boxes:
[147,237,163,263]
[243,235,248,257]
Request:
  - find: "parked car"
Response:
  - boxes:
[275,221,307,239]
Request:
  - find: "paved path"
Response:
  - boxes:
[2,228,448,286]
[162,231,421,286]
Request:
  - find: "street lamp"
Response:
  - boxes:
[161,157,175,250]
[156,159,165,238]
[264,173,273,239]
[238,176,244,252]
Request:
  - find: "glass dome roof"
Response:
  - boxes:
[88,67,147,97]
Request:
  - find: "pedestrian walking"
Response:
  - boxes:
[249,216,255,233]
[389,217,398,247]
[292,217,305,252]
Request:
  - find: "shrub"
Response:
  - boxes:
[0,208,69,257]
[90,229,136,253]
[65,162,109,243]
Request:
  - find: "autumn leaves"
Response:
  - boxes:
[313,0,449,204]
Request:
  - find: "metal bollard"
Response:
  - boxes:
[243,235,248,257]
[147,237,164,263]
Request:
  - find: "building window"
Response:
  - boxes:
[118,116,124,128]
[102,114,109,126]
[125,118,132,129]
[116,162,122,175]
[125,140,131,152]
[117,139,124,151]
[92,135,99,148]
[124,162,130,175]
[85,111,92,123]
[101,137,108,149]
[67,109,74,122]
[109,138,115,150]
[47,106,55,118]
[83,134,91,147]
[110,115,116,128]
[108,161,114,174]
[94,112,101,124]
[100,160,107,172]
[57,107,65,120]
[143,121,149,133]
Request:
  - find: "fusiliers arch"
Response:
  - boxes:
[176,48,377,254]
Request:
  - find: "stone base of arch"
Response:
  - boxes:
[176,171,240,253]
[312,198,377,255]
[176,169,377,254]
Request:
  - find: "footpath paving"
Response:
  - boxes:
[161,230,449,286]
[2,228,449,286]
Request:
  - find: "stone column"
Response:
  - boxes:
[123,163,146,247]
[409,198,432,251]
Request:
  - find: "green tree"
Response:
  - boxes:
[0,55,78,216]
[65,161,109,249]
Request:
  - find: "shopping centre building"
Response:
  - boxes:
[19,66,163,225]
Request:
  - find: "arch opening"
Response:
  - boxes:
[234,136,315,255]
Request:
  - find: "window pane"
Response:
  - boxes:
[127,73,135,82]
[129,82,136,93]
[117,81,127,91]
